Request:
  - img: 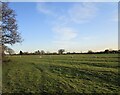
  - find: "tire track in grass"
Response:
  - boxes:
[48,64,119,89]
[44,67,116,93]
[31,63,82,93]
[45,61,118,73]
[37,55,119,69]
[3,62,43,93]
[52,60,119,69]
[31,62,52,93]
[27,59,119,91]
[31,62,119,93]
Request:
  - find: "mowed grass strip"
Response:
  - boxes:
[2,54,119,93]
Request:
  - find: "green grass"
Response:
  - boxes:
[2,54,120,94]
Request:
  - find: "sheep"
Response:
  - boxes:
[39,56,42,58]
[92,56,97,58]
[70,56,74,58]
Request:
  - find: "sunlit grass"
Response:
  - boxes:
[2,54,119,94]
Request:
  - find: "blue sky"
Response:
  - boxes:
[8,2,118,53]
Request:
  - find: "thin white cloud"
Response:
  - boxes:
[82,37,95,40]
[68,3,98,23]
[52,27,78,48]
[53,27,77,41]
[36,2,98,24]
[51,3,98,48]
[53,2,98,25]
[36,2,98,49]
[36,3,53,15]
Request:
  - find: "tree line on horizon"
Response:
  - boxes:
[11,49,119,56]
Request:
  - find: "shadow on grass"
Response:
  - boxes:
[2,57,11,64]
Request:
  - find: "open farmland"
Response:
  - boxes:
[2,54,120,94]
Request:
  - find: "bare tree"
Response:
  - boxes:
[41,50,45,55]
[88,50,93,54]
[58,49,65,54]
[34,50,40,55]
[0,2,22,56]
[19,50,23,55]
[1,2,22,45]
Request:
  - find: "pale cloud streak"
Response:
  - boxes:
[53,3,98,25]
[36,3,54,15]
[36,2,98,23]
[53,27,77,41]
[52,27,78,49]
[36,2,98,49]
[68,3,98,23]
[52,3,98,48]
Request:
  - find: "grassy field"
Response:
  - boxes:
[2,54,120,94]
